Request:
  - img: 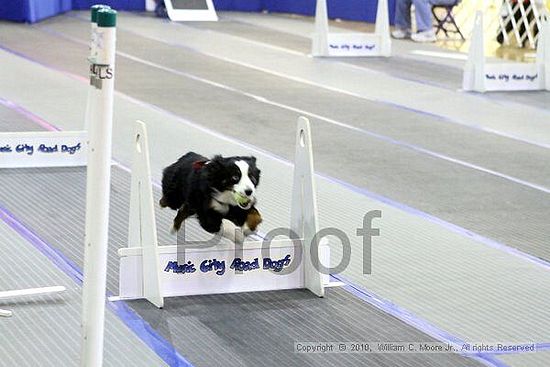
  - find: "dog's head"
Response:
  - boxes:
[204,155,261,210]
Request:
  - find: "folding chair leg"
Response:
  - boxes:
[451,18,465,40]
[432,5,465,40]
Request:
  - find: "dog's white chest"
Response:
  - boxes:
[210,199,229,214]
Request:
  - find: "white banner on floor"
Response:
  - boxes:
[0,131,87,168]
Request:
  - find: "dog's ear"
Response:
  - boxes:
[203,155,228,188]
[210,155,224,164]
[206,155,226,170]
[248,156,257,164]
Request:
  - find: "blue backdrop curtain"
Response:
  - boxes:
[1,1,394,25]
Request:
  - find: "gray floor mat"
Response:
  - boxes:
[186,12,550,110]
[1,12,549,367]
[0,214,167,367]
[0,166,482,367]
[2,18,550,262]
[0,104,43,132]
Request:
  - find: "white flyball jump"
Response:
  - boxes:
[312,0,391,57]
[110,118,343,308]
[81,7,117,367]
[463,11,550,92]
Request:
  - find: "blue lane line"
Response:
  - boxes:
[0,204,193,367]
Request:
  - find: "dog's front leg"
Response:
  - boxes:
[199,213,243,243]
[242,206,262,236]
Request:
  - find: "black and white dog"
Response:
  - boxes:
[160,152,262,239]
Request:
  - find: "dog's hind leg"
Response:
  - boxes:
[171,205,192,234]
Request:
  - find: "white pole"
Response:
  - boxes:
[463,11,485,92]
[374,0,391,57]
[312,0,329,56]
[81,8,117,367]
[82,5,110,329]
[538,17,550,91]
[84,5,110,131]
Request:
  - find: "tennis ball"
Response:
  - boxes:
[234,192,250,206]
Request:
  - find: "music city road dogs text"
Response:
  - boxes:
[164,255,292,276]
[0,143,82,155]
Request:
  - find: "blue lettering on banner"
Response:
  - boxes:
[329,44,376,51]
[263,255,292,273]
[164,261,196,274]
[0,145,12,153]
[485,73,538,82]
[61,143,81,155]
[2,142,83,156]
[38,144,58,153]
[16,143,34,155]
[201,259,226,275]
[164,255,292,276]
[230,257,259,272]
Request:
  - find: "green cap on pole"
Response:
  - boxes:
[91,5,111,23]
[97,8,117,28]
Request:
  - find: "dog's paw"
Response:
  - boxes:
[170,225,177,235]
[245,207,262,232]
[241,223,255,237]
[220,219,244,243]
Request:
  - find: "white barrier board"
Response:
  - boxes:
[118,241,330,298]
[0,131,87,168]
[312,0,390,57]
[483,63,541,91]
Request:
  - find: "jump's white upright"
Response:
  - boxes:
[312,0,391,57]
[126,121,163,308]
[81,8,117,367]
[463,11,550,92]
[112,117,342,307]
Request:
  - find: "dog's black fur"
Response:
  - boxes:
[160,152,262,235]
